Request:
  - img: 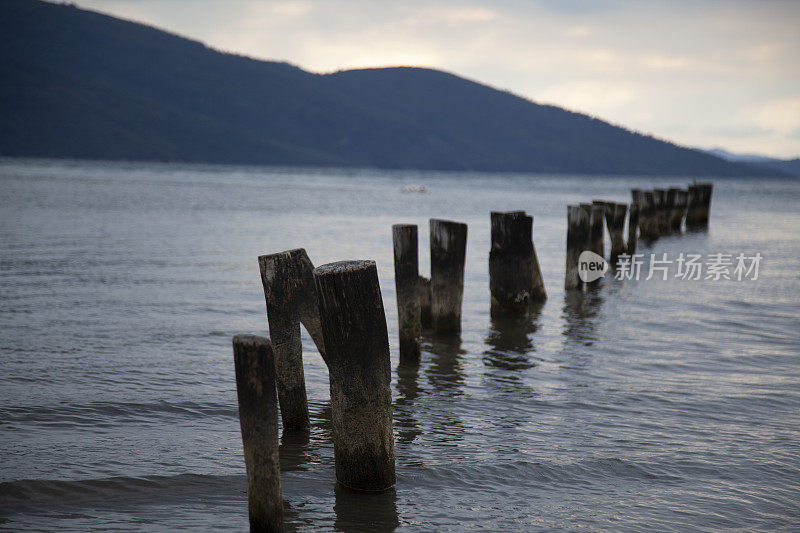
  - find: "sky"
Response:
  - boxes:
[74,0,800,159]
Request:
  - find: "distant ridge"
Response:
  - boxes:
[0,0,786,177]
[704,149,800,178]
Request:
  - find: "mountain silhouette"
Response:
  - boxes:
[0,0,784,176]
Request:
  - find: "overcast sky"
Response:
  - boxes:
[74,0,800,158]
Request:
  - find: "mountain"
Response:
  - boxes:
[704,149,800,178]
[0,0,786,177]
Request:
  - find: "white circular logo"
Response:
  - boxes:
[578,251,608,283]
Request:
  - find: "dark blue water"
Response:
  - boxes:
[1,158,798,531]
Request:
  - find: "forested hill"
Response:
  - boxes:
[0,0,783,176]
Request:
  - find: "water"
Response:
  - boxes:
[1,158,798,531]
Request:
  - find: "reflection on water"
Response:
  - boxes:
[481,304,544,422]
[422,334,467,395]
[561,287,605,347]
[333,484,399,532]
[3,161,799,531]
[279,428,312,472]
[280,401,332,471]
[483,302,544,371]
[393,364,422,446]
[421,333,468,445]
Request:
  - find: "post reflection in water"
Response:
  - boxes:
[278,427,311,472]
[421,333,468,444]
[423,333,467,395]
[481,303,543,414]
[483,301,544,372]
[561,286,605,347]
[279,400,332,471]
[333,484,399,532]
[393,363,422,446]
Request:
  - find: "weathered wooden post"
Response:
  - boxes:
[313,260,396,492]
[667,188,686,233]
[630,189,643,242]
[580,203,604,258]
[430,219,468,334]
[594,201,627,264]
[640,191,658,240]
[392,224,421,365]
[686,183,713,229]
[653,189,670,235]
[686,184,702,228]
[631,188,643,206]
[627,202,639,255]
[232,334,284,533]
[565,205,590,291]
[702,183,714,223]
[258,249,326,430]
[418,275,432,329]
[489,211,547,316]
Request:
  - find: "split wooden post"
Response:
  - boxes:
[392,224,421,365]
[488,211,547,316]
[232,334,284,533]
[595,201,627,265]
[627,202,639,255]
[686,183,713,229]
[565,205,590,291]
[258,249,326,430]
[313,260,396,492]
[430,219,468,334]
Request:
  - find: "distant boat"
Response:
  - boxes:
[401,185,429,194]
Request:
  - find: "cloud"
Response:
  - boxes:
[751,98,800,136]
[641,54,688,70]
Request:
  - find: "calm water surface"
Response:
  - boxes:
[1,159,799,531]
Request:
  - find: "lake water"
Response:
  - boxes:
[1,159,798,531]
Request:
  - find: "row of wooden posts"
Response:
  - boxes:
[231,182,713,531]
[565,182,713,290]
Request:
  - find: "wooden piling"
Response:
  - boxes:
[703,183,713,223]
[686,183,713,229]
[565,205,590,291]
[313,260,396,492]
[488,211,547,316]
[392,224,421,365]
[430,219,468,334]
[667,188,686,233]
[653,189,670,235]
[595,201,627,265]
[418,275,432,329]
[232,334,284,533]
[640,191,659,240]
[630,189,643,243]
[627,202,639,255]
[581,203,605,258]
[258,249,326,430]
